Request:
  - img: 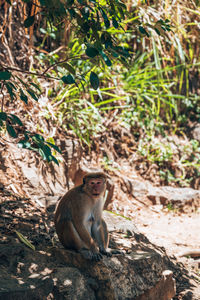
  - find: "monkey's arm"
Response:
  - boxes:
[91,219,111,257]
[103,179,114,209]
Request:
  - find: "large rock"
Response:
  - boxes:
[147,186,200,209]
[0,208,176,300]
[120,175,200,209]
[52,248,175,300]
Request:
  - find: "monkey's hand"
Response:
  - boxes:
[99,246,112,257]
[79,248,103,261]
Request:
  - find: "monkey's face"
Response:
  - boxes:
[87,178,106,198]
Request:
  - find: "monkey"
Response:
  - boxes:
[54,172,112,261]
[72,166,114,210]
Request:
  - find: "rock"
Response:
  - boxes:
[134,270,175,300]
[103,210,141,239]
[54,267,96,300]
[0,226,176,300]
[52,248,176,300]
[120,175,200,209]
[148,186,200,208]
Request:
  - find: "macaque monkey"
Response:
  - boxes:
[54,172,111,261]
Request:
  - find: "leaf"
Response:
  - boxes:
[39,148,47,160]
[15,230,35,250]
[46,142,62,153]
[86,46,99,58]
[100,51,112,66]
[5,83,15,100]
[68,8,76,19]
[0,112,7,121]
[81,7,90,20]
[61,74,75,84]
[42,144,52,156]
[139,26,149,37]
[27,89,38,101]
[20,89,28,104]
[32,133,45,142]
[50,155,59,165]
[90,71,99,90]
[24,16,35,28]
[9,114,23,126]
[0,71,11,80]
[18,140,31,149]
[30,82,41,92]
[100,9,110,28]
[6,124,18,138]
[112,17,119,28]
[63,63,76,75]
[81,22,90,33]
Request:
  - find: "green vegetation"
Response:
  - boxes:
[0,0,199,186]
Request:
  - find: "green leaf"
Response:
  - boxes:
[9,114,23,126]
[6,124,17,138]
[63,63,76,75]
[112,17,119,28]
[0,112,7,121]
[5,0,11,4]
[27,89,38,101]
[90,71,99,90]
[20,89,28,104]
[100,9,110,29]
[5,83,15,100]
[100,51,112,66]
[39,148,47,160]
[43,144,52,156]
[46,142,62,153]
[86,46,99,58]
[68,8,76,19]
[18,140,31,149]
[30,82,41,92]
[0,120,3,127]
[15,230,35,250]
[139,26,149,37]
[61,74,75,84]
[33,133,45,142]
[81,7,90,20]
[24,16,35,28]
[50,155,59,165]
[0,71,11,80]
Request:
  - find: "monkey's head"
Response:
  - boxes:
[83,172,107,198]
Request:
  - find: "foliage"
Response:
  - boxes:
[0,0,200,186]
[0,0,172,161]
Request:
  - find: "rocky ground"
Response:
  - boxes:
[0,180,200,299]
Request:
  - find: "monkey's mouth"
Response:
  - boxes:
[92,193,100,196]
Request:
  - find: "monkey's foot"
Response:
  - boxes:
[99,247,112,257]
[79,249,103,261]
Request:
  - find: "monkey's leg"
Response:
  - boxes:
[56,220,83,250]
[61,221,103,261]
[92,219,112,257]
